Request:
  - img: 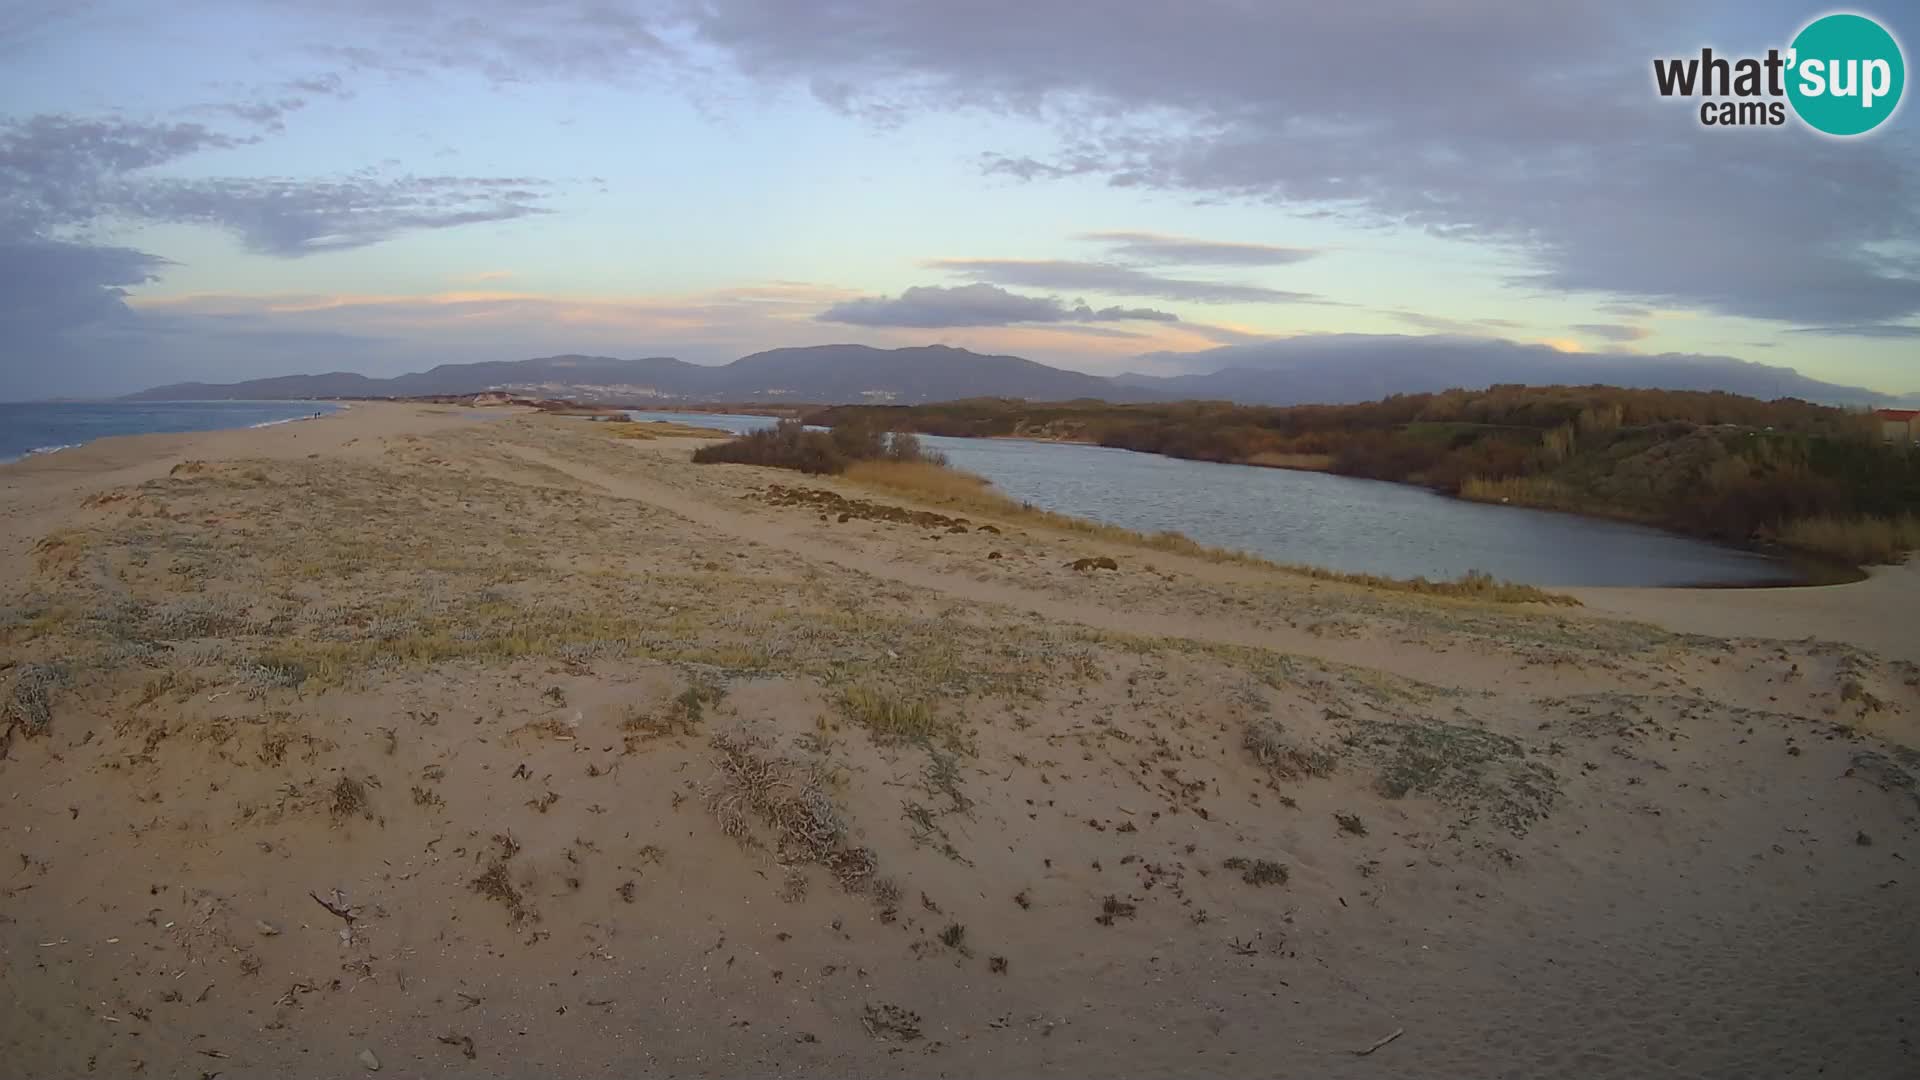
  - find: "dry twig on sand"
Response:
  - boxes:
[1352,1027,1405,1056]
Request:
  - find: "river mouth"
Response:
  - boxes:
[628,411,1815,589]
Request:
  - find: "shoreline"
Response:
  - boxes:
[0,400,346,467]
[924,431,1895,580]
[947,433,1849,590]
[3,405,1897,639]
[2,404,1878,593]
[7,401,1903,653]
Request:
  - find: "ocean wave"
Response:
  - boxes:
[0,443,81,465]
[248,416,307,429]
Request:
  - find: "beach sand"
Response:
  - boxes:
[2,403,1915,1078]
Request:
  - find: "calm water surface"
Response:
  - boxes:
[625,411,1794,587]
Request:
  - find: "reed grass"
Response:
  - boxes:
[605,421,732,440]
[1458,474,1579,510]
[1774,513,1919,565]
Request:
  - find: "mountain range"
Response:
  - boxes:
[123,346,1154,406]
[123,338,1917,409]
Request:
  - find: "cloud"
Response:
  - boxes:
[300,0,678,85]
[0,115,247,232]
[0,237,167,333]
[192,72,355,132]
[818,282,1179,328]
[928,258,1322,304]
[1384,310,1523,336]
[2,112,556,257]
[673,1,1920,327]
[1597,302,1655,319]
[1078,231,1317,266]
[1571,322,1652,343]
[126,173,551,256]
[0,0,95,55]
[0,108,559,396]
[0,105,559,398]
[1787,324,1920,339]
[1180,322,1275,346]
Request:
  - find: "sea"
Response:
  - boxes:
[0,401,342,464]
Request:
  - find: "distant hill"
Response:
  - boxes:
[124,336,1914,410]
[1124,336,1909,408]
[124,346,1156,406]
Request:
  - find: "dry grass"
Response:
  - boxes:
[1242,718,1337,779]
[329,775,368,821]
[844,460,1578,605]
[861,1003,922,1041]
[1095,895,1137,925]
[1245,451,1335,470]
[471,861,530,924]
[703,733,877,892]
[843,460,1001,505]
[840,685,940,745]
[1296,568,1580,606]
[604,420,732,441]
[624,681,726,741]
[31,529,92,573]
[1222,856,1290,886]
[1773,513,1919,565]
[6,662,69,737]
[1459,474,1580,511]
[1342,716,1558,836]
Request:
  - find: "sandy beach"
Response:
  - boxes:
[2,402,1915,1079]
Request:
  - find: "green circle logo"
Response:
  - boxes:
[1787,13,1905,136]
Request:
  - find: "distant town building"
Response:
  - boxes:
[1875,408,1919,443]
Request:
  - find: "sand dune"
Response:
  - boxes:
[2,405,1914,1078]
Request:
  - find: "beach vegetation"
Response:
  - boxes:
[840,685,942,745]
[693,418,948,474]
[1222,856,1289,886]
[1769,513,1920,564]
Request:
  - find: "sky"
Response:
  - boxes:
[1,0,1916,400]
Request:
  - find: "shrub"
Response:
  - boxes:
[1222,856,1289,886]
[1242,719,1336,779]
[886,432,947,466]
[692,420,846,474]
[7,662,70,736]
[692,419,946,475]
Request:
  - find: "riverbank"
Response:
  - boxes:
[1568,560,1920,667]
[808,390,1920,570]
[3,406,1915,1079]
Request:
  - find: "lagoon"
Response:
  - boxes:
[624,410,1796,587]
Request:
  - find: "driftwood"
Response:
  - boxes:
[1353,1028,1405,1056]
[308,890,353,923]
